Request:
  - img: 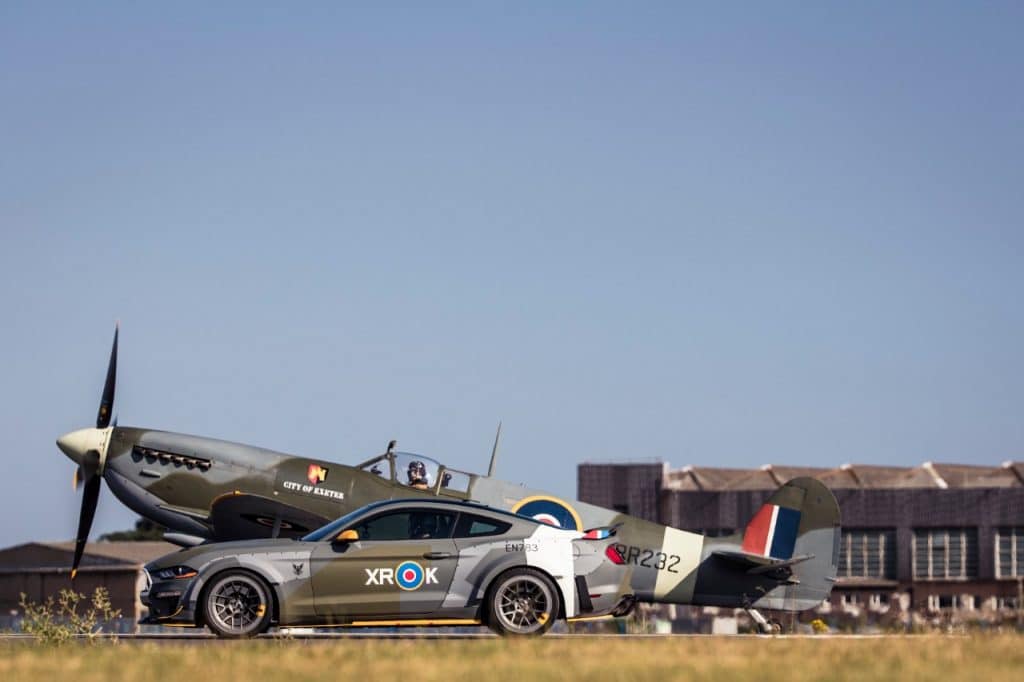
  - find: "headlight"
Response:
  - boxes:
[154,565,198,580]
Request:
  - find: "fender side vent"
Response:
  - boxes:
[575,575,594,613]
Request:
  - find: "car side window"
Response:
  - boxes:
[453,513,512,538]
[353,510,456,541]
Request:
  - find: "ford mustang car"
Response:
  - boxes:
[141,499,632,637]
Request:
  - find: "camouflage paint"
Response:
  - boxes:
[141,500,630,628]
[81,426,839,615]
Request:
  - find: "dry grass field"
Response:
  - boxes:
[1,635,1022,681]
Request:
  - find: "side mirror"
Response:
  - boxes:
[334,529,359,543]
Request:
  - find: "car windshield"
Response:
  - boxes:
[301,501,393,542]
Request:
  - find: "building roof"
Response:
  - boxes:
[42,541,178,564]
[0,541,177,572]
[659,461,1024,491]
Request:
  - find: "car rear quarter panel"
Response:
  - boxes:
[443,522,578,619]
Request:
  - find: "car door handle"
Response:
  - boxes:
[423,552,454,560]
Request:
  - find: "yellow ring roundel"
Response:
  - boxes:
[510,495,582,531]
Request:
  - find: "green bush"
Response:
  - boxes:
[18,587,121,645]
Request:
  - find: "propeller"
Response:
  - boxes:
[72,453,102,579]
[96,325,117,429]
[58,324,118,580]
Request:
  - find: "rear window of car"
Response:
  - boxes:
[454,513,511,538]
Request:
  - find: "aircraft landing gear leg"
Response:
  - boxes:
[745,608,777,634]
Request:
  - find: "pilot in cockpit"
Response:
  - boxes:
[407,460,429,490]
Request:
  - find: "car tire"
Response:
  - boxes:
[202,570,274,639]
[486,567,560,637]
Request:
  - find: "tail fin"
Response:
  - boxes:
[741,481,810,559]
[754,477,840,610]
[701,477,841,612]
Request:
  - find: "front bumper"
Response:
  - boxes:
[140,572,199,625]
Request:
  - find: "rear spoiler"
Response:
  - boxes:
[580,523,622,540]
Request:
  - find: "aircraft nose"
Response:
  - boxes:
[57,428,104,466]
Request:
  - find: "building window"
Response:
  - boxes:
[996,527,1024,578]
[913,528,978,580]
[837,529,896,579]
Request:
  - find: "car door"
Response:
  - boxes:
[310,508,458,617]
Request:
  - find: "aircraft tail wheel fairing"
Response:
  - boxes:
[486,568,560,637]
[202,571,274,638]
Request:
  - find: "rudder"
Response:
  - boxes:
[751,476,841,611]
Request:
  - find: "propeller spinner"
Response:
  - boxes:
[56,324,117,579]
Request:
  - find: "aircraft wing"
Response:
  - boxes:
[157,502,212,523]
[207,493,331,541]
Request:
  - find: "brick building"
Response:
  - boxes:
[0,541,175,632]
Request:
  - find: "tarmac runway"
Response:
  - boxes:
[0,631,897,642]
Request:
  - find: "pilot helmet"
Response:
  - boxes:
[407,460,427,484]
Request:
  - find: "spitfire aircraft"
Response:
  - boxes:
[58,327,841,630]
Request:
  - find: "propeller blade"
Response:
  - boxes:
[71,459,102,580]
[73,466,80,491]
[96,324,118,429]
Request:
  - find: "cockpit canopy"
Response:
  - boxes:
[358,451,470,494]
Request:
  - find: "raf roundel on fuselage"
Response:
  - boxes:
[511,495,582,530]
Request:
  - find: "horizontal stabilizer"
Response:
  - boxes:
[712,549,814,574]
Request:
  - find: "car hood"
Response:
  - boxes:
[145,538,301,572]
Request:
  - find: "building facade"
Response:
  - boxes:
[0,541,175,632]
[579,461,1024,627]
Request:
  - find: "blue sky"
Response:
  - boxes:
[1,3,1022,547]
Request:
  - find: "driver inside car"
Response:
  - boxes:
[410,513,439,539]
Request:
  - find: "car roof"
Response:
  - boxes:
[351,497,549,527]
